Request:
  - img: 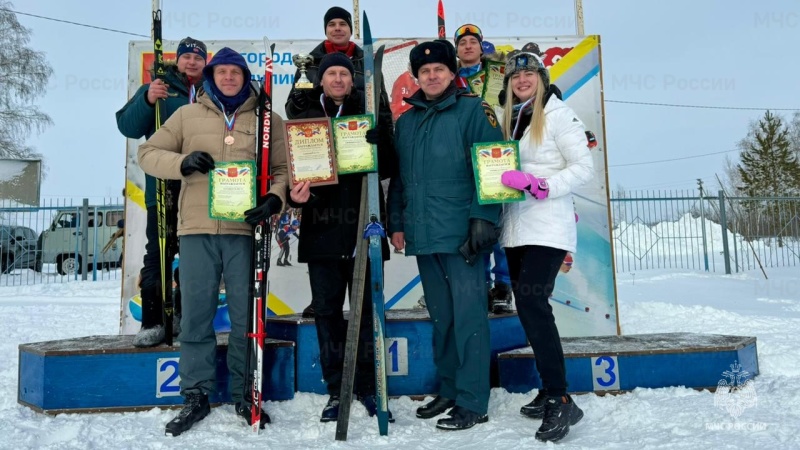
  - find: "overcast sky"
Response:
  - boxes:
[15,0,800,201]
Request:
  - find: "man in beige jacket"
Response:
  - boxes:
[139,47,288,436]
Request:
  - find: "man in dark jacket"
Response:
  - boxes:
[288,52,396,424]
[387,40,503,431]
[284,6,391,128]
[116,37,207,347]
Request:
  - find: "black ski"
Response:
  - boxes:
[152,0,176,346]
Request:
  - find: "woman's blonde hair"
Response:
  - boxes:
[501,70,547,146]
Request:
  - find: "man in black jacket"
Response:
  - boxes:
[288,52,396,424]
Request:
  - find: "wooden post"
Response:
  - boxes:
[575,0,585,35]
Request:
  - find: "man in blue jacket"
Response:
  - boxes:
[116,37,207,347]
[387,39,503,431]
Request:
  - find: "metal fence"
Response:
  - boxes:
[0,198,124,286]
[2,192,799,286]
[611,191,800,274]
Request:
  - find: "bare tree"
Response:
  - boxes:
[0,1,53,160]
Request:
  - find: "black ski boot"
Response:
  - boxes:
[490,283,514,314]
[301,303,315,318]
[435,405,488,430]
[320,395,340,422]
[358,394,395,423]
[535,395,584,443]
[164,392,210,436]
[520,390,547,419]
[235,402,271,428]
[416,395,455,419]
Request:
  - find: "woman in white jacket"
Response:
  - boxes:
[497,46,593,443]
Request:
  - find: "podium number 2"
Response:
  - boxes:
[157,358,181,398]
[591,355,620,391]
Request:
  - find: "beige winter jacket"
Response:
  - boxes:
[138,89,288,237]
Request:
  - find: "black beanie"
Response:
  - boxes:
[317,52,355,83]
[324,6,353,32]
[177,36,207,60]
[409,40,457,78]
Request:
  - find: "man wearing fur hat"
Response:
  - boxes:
[116,37,207,348]
[387,39,503,431]
[139,47,290,435]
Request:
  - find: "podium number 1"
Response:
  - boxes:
[386,337,408,376]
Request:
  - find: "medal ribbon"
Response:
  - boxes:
[512,97,534,140]
[320,94,344,118]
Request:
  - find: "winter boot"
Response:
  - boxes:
[235,402,271,428]
[535,395,584,443]
[435,405,488,430]
[520,390,547,419]
[301,303,315,318]
[276,260,285,267]
[490,283,514,314]
[320,395,340,422]
[358,394,395,423]
[164,392,210,436]
[416,395,455,419]
[133,325,165,348]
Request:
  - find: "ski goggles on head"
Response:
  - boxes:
[454,24,483,44]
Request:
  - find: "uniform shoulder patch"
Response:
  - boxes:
[482,101,498,128]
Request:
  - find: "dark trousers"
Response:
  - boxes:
[139,204,181,328]
[416,253,490,415]
[309,259,376,397]
[178,234,252,402]
[277,239,290,263]
[505,245,568,397]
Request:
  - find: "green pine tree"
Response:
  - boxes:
[737,111,800,197]
[736,111,800,246]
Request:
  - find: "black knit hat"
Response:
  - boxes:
[324,6,353,32]
[409,40,457,77]
[177,36,207,60]
[318,52,355,82]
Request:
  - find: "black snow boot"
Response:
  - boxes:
[535,395,584,443]
[435,405,488,430]
[164,392,210,436]
[416,395,455,419]
[490,283,514,314]
[520,389,547,419]
[235,402,271,428]
[320,395,340,422]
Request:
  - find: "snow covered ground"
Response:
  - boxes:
[1,266,799,449]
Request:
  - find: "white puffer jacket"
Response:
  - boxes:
[499,96,594,253]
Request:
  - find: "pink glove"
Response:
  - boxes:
[501,170,549,200]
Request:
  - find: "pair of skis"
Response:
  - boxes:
[151,0,176,347]
[335,11,390,441]
[245,38,276,434]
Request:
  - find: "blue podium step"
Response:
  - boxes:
[498,332,759,394]
[18,334,295,415]
[267,308,528,396]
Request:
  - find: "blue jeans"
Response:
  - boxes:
[483,243,510,286]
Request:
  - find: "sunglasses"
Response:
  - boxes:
[454,24,483,41]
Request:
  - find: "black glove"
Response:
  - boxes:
[458,219,498,265]
[365,128,380,145]
[244,194,282,225]
[498,89,507,107]
[289,89,309,110]
[180,151,215,176]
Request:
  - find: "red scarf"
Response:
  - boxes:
[323,40,356,57]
